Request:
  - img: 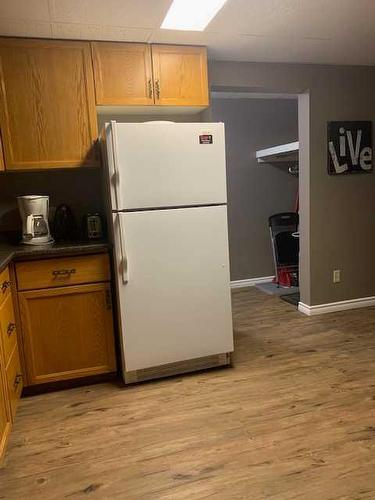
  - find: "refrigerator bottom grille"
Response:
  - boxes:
[124,352,231,384]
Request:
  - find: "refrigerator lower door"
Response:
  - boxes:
[113,205,233,374]
[107,121,227,210]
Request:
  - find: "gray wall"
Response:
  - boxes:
[208,61,375,305]
[209,98,298,281]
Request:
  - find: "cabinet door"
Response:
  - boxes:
[5,344,22,420]
[0,38,99,170]
[0,131,4,171]
[19,283,116,385]
[0,293,18,370]
[92,42,154,105]
[0,359,11,463]
[151,45,209,106]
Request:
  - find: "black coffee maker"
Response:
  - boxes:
[53,204,78,242]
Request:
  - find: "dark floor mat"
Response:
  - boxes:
[256,282,299,296]
[280,292,300,306]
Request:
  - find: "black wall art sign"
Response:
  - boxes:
[327,121,372,175]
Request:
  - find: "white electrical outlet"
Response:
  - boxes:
[333,269,341,283]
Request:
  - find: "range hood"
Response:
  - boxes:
[256,141,299,163]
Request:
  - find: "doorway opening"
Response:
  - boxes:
[204,90,308,309]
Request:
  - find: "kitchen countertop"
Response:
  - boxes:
[0,241,111,274]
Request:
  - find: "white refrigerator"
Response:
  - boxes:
[102,121,233,383]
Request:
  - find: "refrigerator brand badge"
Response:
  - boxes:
[199,134,213,144]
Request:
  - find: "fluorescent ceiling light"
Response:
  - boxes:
[161,0,227,31]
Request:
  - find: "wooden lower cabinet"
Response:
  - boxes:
[0,256,116,461]
[0,265,21,464]
[5,345,22,419]
[0,131,5,171]
[0,293,17,367]
[19,282,116,385]
[0,358,11,464]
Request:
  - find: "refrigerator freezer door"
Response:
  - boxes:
[113,205,233,372]
[108,122,227,210]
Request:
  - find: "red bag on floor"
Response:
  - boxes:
[274,266,299,287]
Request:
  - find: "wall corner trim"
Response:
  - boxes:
[230,276,274,289]
[298,295,375,316]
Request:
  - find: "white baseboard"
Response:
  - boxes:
[230,276,274,289]
[298,295,375,316]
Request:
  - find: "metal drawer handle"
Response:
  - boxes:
[155,79,160,99]
[14,373,22,389]
[1,280,11,293]
[7,322,16,336]
[52,269,76,280]
[105,289,112,310]
[148,78,153,99]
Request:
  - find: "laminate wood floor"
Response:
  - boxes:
[1,288,375,499]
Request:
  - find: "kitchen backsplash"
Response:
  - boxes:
[0,168,104,238]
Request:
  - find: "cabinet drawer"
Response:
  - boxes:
[0,267,12,307]
[0,294,17,369]
[16,254,110,291]
[6,345,22,419]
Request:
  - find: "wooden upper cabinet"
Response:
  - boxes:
[92,42,153,105]
[0,38,99,170]
[151,45,209,106]
[91,42,209,107]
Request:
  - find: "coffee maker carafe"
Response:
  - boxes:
[17,195,53,246]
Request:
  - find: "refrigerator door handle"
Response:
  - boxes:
[117,213,129,284]
[110,120,121,209]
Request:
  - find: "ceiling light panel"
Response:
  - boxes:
[161,0,227,31]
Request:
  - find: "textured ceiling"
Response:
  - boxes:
[0,0,375,65]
